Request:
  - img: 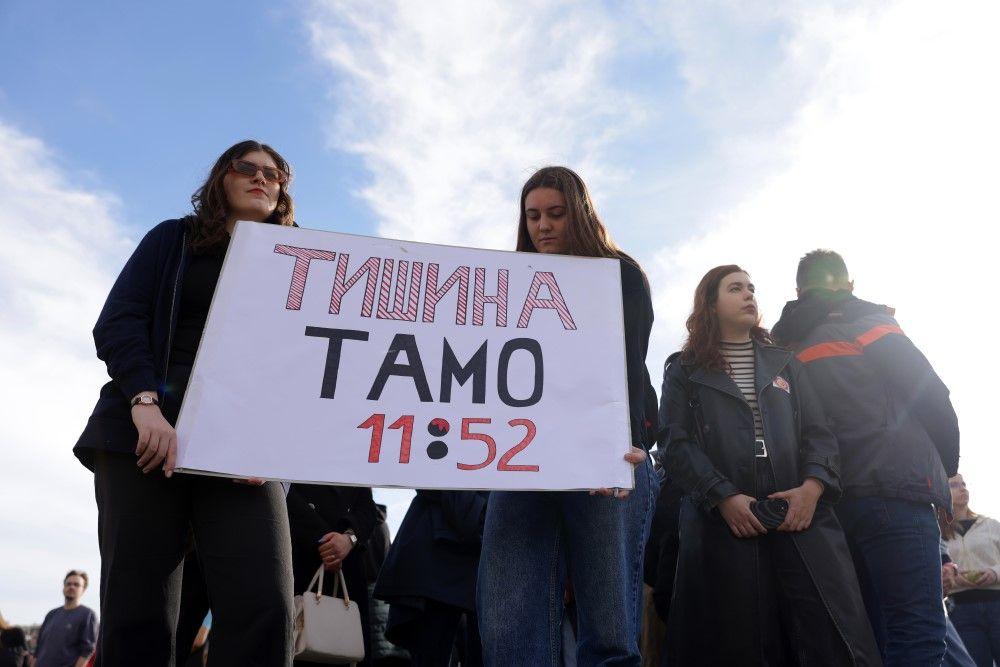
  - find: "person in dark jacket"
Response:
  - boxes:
[374,490,488,666]
[286,484,379,666]
[661,264,880,666]
[73,140,297,666]
[644,474,682,625]
[477,166,655,666]
[772,249,959,666]
[0,626,30,667]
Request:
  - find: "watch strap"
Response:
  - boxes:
[130,395,160,407]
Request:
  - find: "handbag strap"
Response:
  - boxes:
[332,569,351,607]
[306,565,324,602]
[306,565,352,607]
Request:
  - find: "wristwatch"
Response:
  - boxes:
[345,530,358,547]
[130,395,160,407]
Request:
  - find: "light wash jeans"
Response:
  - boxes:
[477,458,656,666]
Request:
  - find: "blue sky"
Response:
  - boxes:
[0,1,373,236]
[1,0,997,624]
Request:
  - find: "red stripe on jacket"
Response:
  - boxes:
[796,324,906,363]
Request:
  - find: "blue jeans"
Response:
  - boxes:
[477,459,656,666]
[945,612,977,667]
[950,599,1000,667]
[836,496,946,666]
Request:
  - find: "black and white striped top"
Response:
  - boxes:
[720,340,764,438]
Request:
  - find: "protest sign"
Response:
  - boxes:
[175,222,632,490]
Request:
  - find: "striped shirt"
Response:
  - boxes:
[720,340,764,438]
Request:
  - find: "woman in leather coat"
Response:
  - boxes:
[660,265,880,666]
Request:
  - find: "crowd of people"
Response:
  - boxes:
[0,139,982,666]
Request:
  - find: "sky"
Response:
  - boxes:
[1,0,997,624]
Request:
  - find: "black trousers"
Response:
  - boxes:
[93,451,294,667]
[387,599,481,667]
[753,459,852,665]
[175,548,210,667]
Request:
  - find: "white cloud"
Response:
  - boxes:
[0,121,133,624]
[643,0,999,500]
[307,0,1000,513]
[306,0,643,249]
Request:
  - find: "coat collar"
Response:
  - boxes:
[687,343,793,402]
[754,344,793,395]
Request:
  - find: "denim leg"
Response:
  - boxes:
[986,598,1000,665]
[561,459,655,666]
[836,497,946,667]
[950,603,992,667]
[478,491,566,667]
[943,611,977,667]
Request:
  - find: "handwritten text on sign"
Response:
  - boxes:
[175,223,632,490]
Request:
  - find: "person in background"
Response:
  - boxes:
[174,546,209,667]
[35,571,97,667]
[286,484,378,666]
[477,166,655,665]
[0,626,33,667]
[375,490,488,666]
[940,539,976,667]
[772,249,959,665]
[661,264,880,665]
[73,140,298,666]
[942,474,1000,667]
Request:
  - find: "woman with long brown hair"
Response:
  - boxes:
[74,140,296,666]
[660,265,879,665]
[477,166,656,665]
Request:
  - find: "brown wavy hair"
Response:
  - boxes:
[681,264,773,371]
[515,166,636,265]
[188,140,295,254]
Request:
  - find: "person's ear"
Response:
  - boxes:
[847,280,854,293]
[796,287,801,298]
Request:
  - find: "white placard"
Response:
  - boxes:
[175,222,632,490]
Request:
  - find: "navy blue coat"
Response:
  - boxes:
[772,291,959,507]
[75,219,191,466]
[373,490,488,611]
[286,484,378,595]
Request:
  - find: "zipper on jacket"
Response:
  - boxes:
[161,232,187,392]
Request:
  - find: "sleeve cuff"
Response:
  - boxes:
[703,479,741,508]
[801,462,842,501]
[117,365,159,401]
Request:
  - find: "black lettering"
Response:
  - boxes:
[367,334,433,402]
[497,338,543,407]
[305,327,370,399]
[440,339,487,404]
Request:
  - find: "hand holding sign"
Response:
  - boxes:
[175,223,633,491]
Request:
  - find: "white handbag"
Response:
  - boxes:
[292,565,366,664]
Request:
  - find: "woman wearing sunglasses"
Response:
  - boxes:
[659,265,880,665]
[74,140,296,666]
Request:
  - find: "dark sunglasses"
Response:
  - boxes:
[229,159,288,184]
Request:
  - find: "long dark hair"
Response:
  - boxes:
[515,166,633,263]
[188,140,295,254]
[681,264,773,371]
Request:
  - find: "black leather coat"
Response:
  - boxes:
[659,343,881,666]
